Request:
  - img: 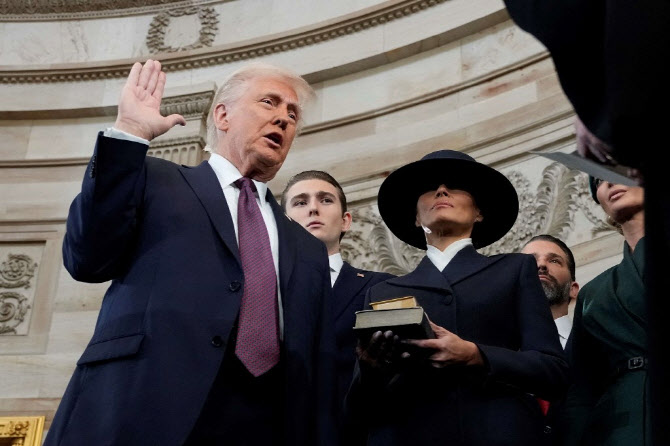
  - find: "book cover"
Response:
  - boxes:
[353,306,435,340]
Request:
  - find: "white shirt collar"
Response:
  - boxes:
[425,238,473,272]
[554,314,572,349]
[208,152,268,201]
[329,253,343,273]
[328,253,344,287]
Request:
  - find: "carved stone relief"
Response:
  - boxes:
[146,6,219,54]
[160,90,215,120]
[342,162,612,275]
[0,253,37,335]
[0,249,41,336]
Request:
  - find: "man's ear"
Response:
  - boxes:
[213,103,229,132]
[341,212,353,233]
[569,281,580,301]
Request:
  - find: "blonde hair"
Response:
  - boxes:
[205,62,316,150]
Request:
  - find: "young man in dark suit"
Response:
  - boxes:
[281,170,395,443]
[45,60,337,446]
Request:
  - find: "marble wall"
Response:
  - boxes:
[0,0,624,435]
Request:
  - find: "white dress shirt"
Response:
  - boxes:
[554,314,572,349]
[425,238,473,272]
[104,128,284,335]
[328,253,344,287]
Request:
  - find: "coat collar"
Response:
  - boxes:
[387,245,503,291]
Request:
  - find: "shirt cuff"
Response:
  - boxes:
[104,127,150,146]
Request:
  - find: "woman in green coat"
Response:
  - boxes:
[560,177,647,445]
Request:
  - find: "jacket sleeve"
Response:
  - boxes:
[62,133,149,283]
[476,255,569,401]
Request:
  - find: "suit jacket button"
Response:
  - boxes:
[229,281,241,292]
[543,426,552,434]
[211,336,223,348]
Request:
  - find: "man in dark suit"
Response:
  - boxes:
[521,234,579,349]
[45,59,337,446]
[281,170,394,443]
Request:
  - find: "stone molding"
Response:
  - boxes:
[148,135,208,166]
[160,89,215,119]
[0,0,450,84]
[146,6,219,54]
[342,161,612,274]
[0,0,224,21]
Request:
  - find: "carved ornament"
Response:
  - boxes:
[0,416,45,446]
[0,0,223,21]
[146,6,219,54]
[0,254,37,289]
[0,291,31,335]
[160,90,215,119]
[1,0,449,83]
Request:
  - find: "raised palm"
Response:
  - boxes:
[114,59,185,141]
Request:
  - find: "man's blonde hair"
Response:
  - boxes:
[206,62,316,151]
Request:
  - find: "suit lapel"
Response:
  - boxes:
[179,162,241,267]
[333,262,373,320]
[267,192,297,300]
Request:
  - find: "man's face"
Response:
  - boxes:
[214,76,300,182]
[521,240,575,306]
[284,179,352,255]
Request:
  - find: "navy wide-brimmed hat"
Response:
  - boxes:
[377,150,519,250]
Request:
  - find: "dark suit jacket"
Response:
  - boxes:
[333,262,395,409]
[346,247,568,446]
[332,262,394,444]
[45,134,337,446]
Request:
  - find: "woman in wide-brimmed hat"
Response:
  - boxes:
[346,150,568,446]
[560,177,648,445]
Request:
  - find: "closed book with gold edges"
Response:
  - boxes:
[353,306,435,340]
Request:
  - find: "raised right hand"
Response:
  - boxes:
[114,59,186,141]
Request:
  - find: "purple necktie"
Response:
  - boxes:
[234,177,280,377]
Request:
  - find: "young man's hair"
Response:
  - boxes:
[281,170,348,241]
[523,234,576,281]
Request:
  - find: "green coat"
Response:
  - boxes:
[560,237,649,445]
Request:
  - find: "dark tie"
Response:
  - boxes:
[234,177,280,377]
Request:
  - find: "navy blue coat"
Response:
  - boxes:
[45,134,337,446]
[332,262,395,410]
[347,247,568,446]
[332,262,394,445]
